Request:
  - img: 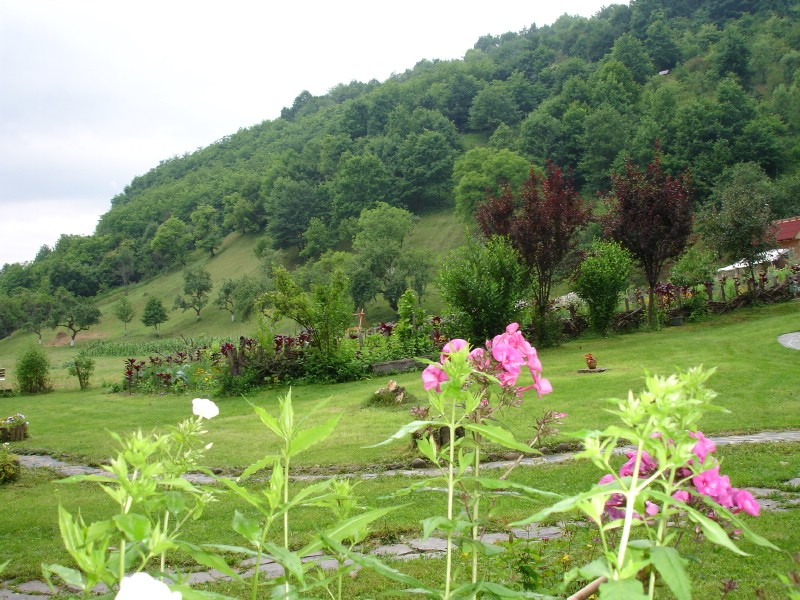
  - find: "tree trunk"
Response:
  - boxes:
[647,285,656,328]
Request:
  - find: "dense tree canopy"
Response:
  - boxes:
[2,0,799,336]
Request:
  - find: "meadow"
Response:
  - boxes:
[1,301,799,598]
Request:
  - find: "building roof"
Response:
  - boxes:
[776,216,800,241]
[717,248,789,273]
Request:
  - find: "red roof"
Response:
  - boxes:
[775,217,800,241]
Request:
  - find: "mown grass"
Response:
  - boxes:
[3,301,798,469]
[2,442,799,598]
[1,297,798,597]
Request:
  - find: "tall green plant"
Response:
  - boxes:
[574,240,633,334]
[515,368,777,599]
[371,326,557,598]
[43,399,232,598]
[438,236,528,345]
[212,389,394,600]
[16,345,51,394]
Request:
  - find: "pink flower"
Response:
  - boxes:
[468,347,485,365]
[645,501,660,516]
[441,339,468,362]
[422,364,448,392]
[619,450,658,477]
[689,431,716,464]
[692,466,734,508]
[672,490,690,504]
[732,488,760,516]
[598,473,615,485]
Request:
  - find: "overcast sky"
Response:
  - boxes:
[0,0,610,266]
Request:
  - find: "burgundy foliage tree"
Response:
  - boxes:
[476,162,590,321]
[604,148,694,326]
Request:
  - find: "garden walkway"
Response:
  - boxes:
[4,429,800,599]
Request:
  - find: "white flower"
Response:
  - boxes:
[192,398,219,420]
[116,572,181,600]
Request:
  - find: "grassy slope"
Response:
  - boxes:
[0,211,467,388]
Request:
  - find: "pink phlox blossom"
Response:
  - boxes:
[689,431,716,464]
[468,347,486,366]
[422,363,448,392]
[732,488,760,516]
[619,450,658,477]
[645,501,660,516]
[672,489,690,504]
[492,342,523,385]
[692,465,734,508]
[441,339,468,363]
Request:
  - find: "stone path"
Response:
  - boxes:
[778,331,800,350]
[5,429,800,599]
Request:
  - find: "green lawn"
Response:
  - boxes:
[1,301,799,597]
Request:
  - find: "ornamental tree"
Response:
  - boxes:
[476,162,589,329]
[604,148,693,326]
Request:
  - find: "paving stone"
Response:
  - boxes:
[787,478,800,487]
[91,582,111,595]
[15,581,51,594]
[480,533,512,544]
[407,537,449,552]
[0,592,44,600]
[372,544,414,556]
[756,499,786,512]
[747,487,781,497]
[186,571,217,584]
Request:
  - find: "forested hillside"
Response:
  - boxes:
[1,0,799,339]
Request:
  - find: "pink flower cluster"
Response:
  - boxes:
[598,430,759,522]
[421,324,552,399]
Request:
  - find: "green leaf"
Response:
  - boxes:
[300,506,400,556]
[42,563,86,591]
[463,422,534,453]
[262,542,304,581]
[598,578,648,600]
[578,557,612,580]
[415,434,439,463]
[365,420,436,447]
[289,415,341,457]
[511,488,607,526]
[231,510,261,546]
[421,516,452,539]
[177,541,240,580]
[320,535,431,591]
[164,490,186,516]
[113,513,151,541]
[170,584,236,600]
[650,547,691,600]
[474,477,564,500]
[252,404,283,438]
[681,504,748,555]
[239,454,278,481]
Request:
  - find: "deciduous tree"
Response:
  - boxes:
[112,296,135,335]
[173,267,213,320]
[604,148,693,326]
[476,163,589,326]
[699,162,778,283]
[49,288,101,347]
[141,297,168,332]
